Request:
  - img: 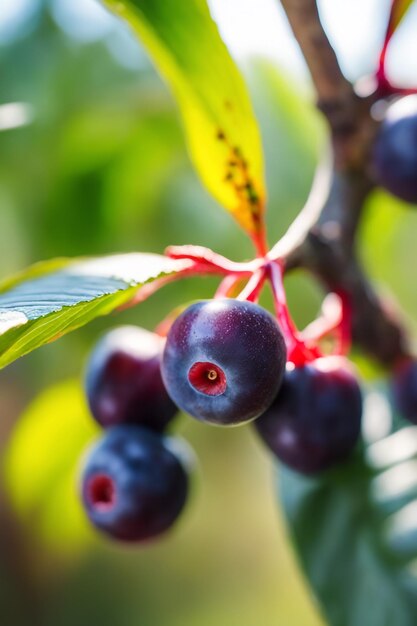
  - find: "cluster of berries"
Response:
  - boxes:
[81,327,189,542]
[79,95,417,545]
[80,299,365,543]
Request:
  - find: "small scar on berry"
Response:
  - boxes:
[87,474,116,511]
[188,361,227,396]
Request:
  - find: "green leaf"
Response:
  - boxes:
[3,379,99,554]
[0,253,189,369]
[279,390,417,626]
[100,0,266,242]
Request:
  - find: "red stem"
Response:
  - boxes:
[267,261,321,365]
[335,291,352,355]
[236,269,267,303]
[252,226,268,258]
[166,245,262,275]
[215,274,243,298]
[300,292,352,357]
[376,0,397,88]
[152,245,352,365]
[375,0,417,97]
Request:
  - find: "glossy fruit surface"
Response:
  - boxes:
[161,299,287,425]
[255,357,362,474]
[81,425,189,542]
[85,326,177,431]
[371,95,417,203]
[392,358,417,424]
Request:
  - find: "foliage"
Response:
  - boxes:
[280,392,417,626]
[0,5,325,625]
[4,379,98,553]
[0,253,187,368]
[2,1,417,626]
[101,0,266,241]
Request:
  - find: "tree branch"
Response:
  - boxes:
[277,0,409,367]
[280,0,351,103]
[280,0,376,169]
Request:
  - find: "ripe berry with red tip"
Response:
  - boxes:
[81,425,189,542]
[161,299,287,426]
[254,357,362,474]
[85,326,177,431]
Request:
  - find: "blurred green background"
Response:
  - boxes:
[1,1,417,625]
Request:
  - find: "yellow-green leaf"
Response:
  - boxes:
[101,0,266,245]
[3,380,99,554]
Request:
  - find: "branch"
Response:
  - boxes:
[275,0,410,366]
[280,0,376,169]
[280,0,351,103]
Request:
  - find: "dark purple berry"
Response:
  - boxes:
[161,299,287,426]
[85,326,177,431]
[254,357,362,474]
[81,425,189,542]
[392,358,417,423]
[371,95,417,204]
